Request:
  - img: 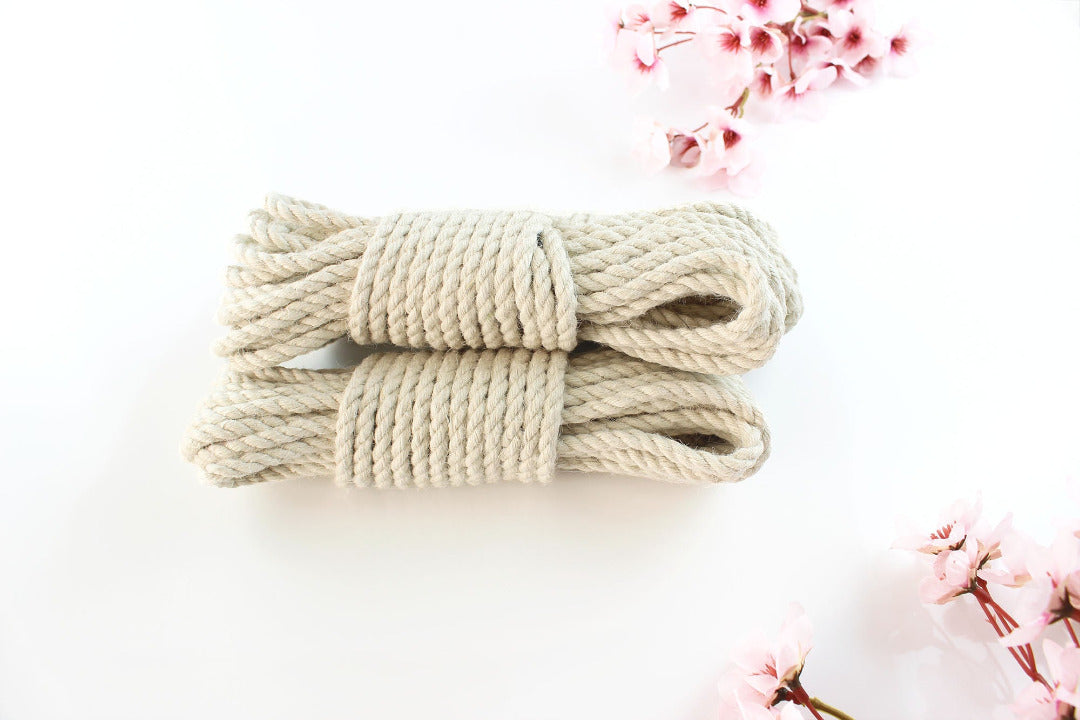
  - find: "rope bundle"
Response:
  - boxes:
[183,194,801,488]
[217,194,802,375]
[182,348,770,488]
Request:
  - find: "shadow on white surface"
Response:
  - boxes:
[856,555,1024,718]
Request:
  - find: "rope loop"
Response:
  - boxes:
[216,195,801,376]
[335,348,566,488]
[348,210,577,352]
[182,349,769,488]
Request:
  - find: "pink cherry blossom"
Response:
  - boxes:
[785,31,832,75]
[616,29,671,92]
[698,22,756,102]
[717,682,771,720]
[918,545,979,605]
[718,669,771,720]
[881,23,919,77]
[747,24,784,64]
[1012,640,1080,720]
[622,3,653,30]
[775,67,834,119]
[1011,683,1057,720]
[738,0,801,25]
[651,0,694,30]
[696,110,758,194]
[983,531,1035,588]
[603,7,624,56]
[828,8,887,66]
[669,132,702,168]
[915,533,1014,605]
[896,499,1062,687]
[631,119,671,172]
[894,497,988,556]
[1050,640,1080,707]
[750,65,778,99]
[700,17,781,65]
[899,498,1015,605]
[716,605,854,720]
[822,57,868,86]
[746,66,787,121]
[611,0,911,192]
[1003,531,1080,647]
[852,54,879,77]
[731,604,814,704]
[699,19,752,62]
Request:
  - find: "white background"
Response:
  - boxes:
[2,1,1079,718]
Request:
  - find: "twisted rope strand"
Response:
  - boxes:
[182,348,770,488]
[216,195,801,375]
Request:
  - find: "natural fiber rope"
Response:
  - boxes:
[216,195,802,376]
[182,348,770,488]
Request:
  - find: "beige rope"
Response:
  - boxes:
[216,195,802,376]
[181,348,770,488]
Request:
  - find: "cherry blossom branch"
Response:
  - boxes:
[894,497,1080,718]
[614,0,914,193]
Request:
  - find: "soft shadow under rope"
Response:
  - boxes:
[182,348,770,488]
[216,195,802,376]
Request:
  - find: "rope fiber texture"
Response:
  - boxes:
[217,195,802,376]
[182,348,770,488]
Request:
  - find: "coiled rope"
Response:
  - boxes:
[182,348,770,488]
[217,195,802,375]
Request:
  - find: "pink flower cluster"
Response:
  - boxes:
[609,0,915,193]
[718,605,853,720]
[897,498,1080,720]
[711,497,1076,720]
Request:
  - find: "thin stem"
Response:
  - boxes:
[694,5,729,12]
[811,697,858,720]
[972,587,1049,687]
[788,682,828,720]
[798,3,828,21]
[976,595,1035,678]
[985,594,1035,668]
[1066,617,1080,647]
[984,591,1021,630]
[657,37,693,52]
[976,582,1039,670]
[724,86,751,117]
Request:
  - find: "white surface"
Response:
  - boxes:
[2,1,1079,718]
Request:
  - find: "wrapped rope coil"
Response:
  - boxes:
[217,195,802,376]
[182,348,770,488]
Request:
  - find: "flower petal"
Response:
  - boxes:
[1001,618,1049,648]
